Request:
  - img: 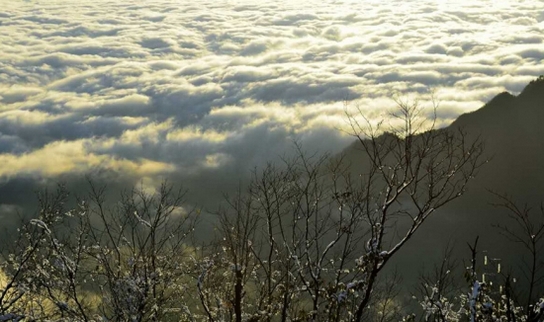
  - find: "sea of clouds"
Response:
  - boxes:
[0,0,543,214]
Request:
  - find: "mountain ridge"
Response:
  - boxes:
[337,76,544,292]
[450,75,544,134]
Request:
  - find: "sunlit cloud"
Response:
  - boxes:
[0,0,542,200]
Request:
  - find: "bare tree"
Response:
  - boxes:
[0,97,485,322]
[344,98,485,322]
[492,193,544,322]
[0,184,71,321]
[0,181,198,322]
[411,229,544,322]
[415,242,460,322]
[196,97,485,322]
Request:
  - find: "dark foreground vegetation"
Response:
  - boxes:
[1,77,544,322]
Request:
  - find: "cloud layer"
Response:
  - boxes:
[0,0,543,207]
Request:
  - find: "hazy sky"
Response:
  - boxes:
[0,0,543,212]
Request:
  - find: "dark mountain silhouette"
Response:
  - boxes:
[449,76,544,209]
[452,76,544,183]
[339,76,544,292]
[449,76,544,205]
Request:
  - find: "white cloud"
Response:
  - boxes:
[0,0,542,201]
[0,139,174,181]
